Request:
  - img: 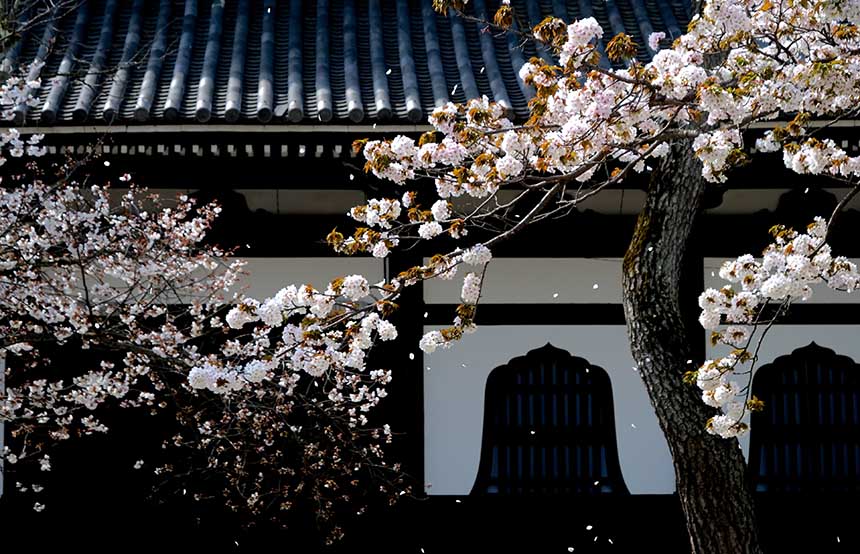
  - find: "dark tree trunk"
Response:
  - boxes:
[621,141,763,554]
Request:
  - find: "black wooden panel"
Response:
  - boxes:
[749,342,860,493]
[470,343,629,495]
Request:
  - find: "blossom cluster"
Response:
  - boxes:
[696,218,860,437]
[0,167,409,538]
[363,0,860,199]
[0,181,240,399]
[1,64,45,165]
[181,268,410,536]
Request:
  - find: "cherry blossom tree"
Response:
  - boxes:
[4,0,860,551]
[0,77,408,544]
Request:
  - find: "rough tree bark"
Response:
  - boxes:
[622,141,763,554]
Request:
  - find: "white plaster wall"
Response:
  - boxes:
[180,257,385,304]
[704,187,860,214]
[424,258,623,304]
[234,257,384,299]
[706,325,860,460]
[704,258,860,303]
[423,325,676,495]
[108,188,365,214]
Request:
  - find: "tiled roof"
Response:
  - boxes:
[4,0,690,126]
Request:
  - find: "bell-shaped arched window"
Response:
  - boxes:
[470,344,628,495]
[749,342,860,493]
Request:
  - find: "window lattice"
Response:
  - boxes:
[749,342,860,493]
[470,344,629,496]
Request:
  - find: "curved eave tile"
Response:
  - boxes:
[73,0,119,122]
[343,0,364,122]
[448,10,480,101]
[164,0,198,121]
[12,10,56,125]
[287,0,304,122]
[224,0,249,123]
[134,0,171,122]
[256,0,276,122]
[315,0,333,122]
[195,0,225,122]
[472,0,512,112]
[41,3,89,124]
[396,0,422,122]
[420,0,449,109]
[367,0,392,120]
[104,0,146,122]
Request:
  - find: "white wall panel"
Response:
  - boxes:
[703,258,860,303]
[423,258,623,304]
[423,325,675,495]
[235,257,384,299]
[706,325,860,459]
[704,188,860,214]
[108,188,365,215]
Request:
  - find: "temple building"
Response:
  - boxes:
[2,1,859,551]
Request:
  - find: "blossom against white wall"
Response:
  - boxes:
[694,218,860,437]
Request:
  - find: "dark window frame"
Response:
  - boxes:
[470,343,629,496]
[749,342,860,493]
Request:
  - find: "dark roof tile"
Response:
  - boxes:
[7,0,689,126]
